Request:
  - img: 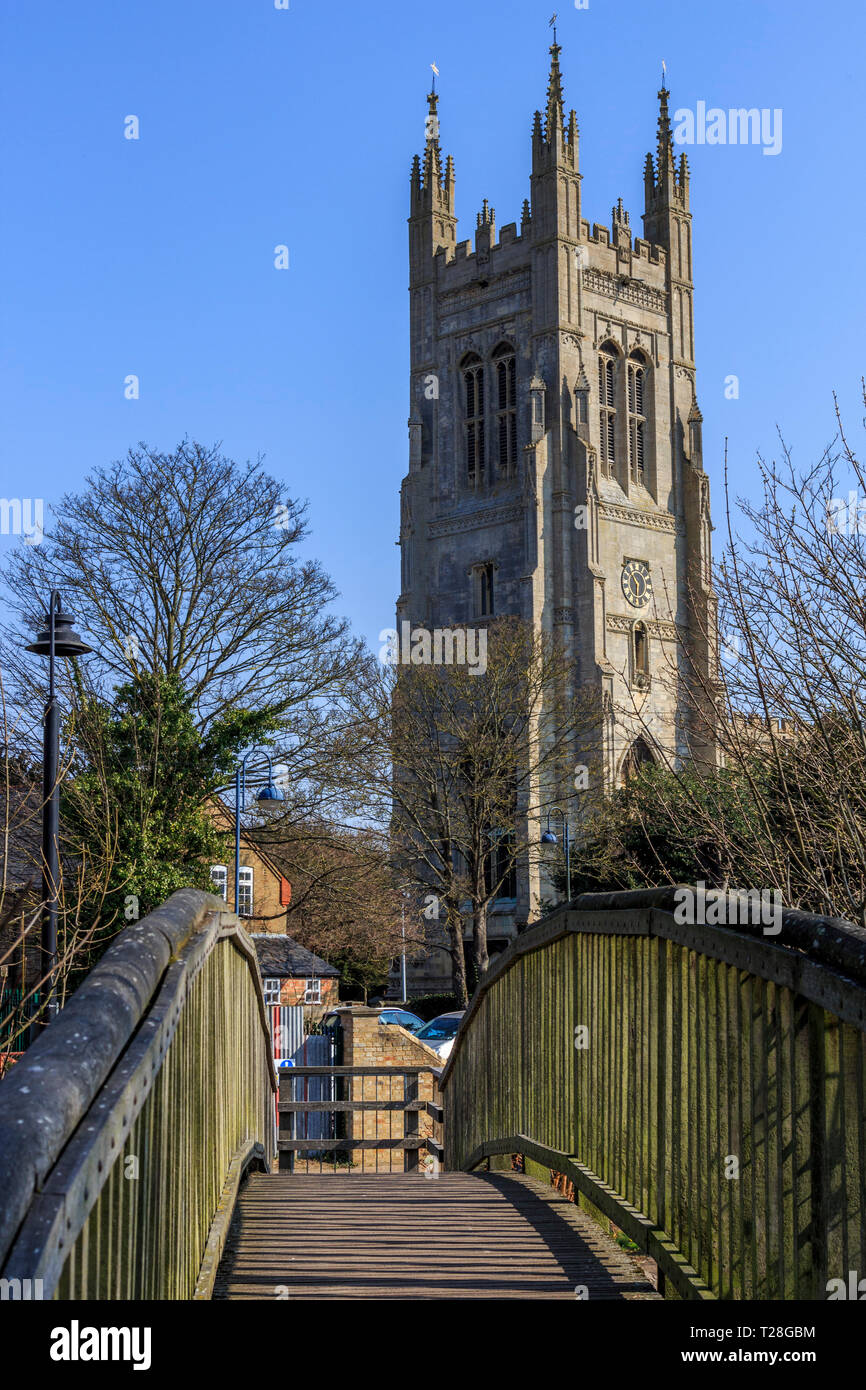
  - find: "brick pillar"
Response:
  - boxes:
[335,1007,438,1173]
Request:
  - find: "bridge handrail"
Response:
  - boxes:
[443,887,866,1084]
[0,888,276,1299]
[440,887,866,1301]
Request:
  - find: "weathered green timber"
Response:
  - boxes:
[439,886,866,1301]
[0,889,275,1299]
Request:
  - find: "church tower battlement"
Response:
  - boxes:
[399,41,717,946]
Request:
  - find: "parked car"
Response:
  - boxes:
[414,1011,465,1060]
[377,1008,424,1034]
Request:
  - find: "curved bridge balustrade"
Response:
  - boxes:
[439,887,866,1301]
[0,889,276,1300]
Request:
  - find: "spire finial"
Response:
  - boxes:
[656,78,675,173]
[545,20,565,141]
[423,84,442,192]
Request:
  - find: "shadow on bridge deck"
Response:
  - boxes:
[213,1171,661,1300]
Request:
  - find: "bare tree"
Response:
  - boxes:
[339,617,601,1000]
[253,819,423,1001]
[1,441,362,746]
[581,386,866,925]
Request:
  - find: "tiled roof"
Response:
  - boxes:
[249,933,339,979]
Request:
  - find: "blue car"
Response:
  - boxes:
[377,1008,424,1034]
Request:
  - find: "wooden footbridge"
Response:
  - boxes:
[0,885,864,1301]
[213,1172,658,1300]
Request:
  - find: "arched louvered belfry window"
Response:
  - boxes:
[628,350,648,485]
[598,342,618,477]
[492,342,517,477]
[462,353,485,487]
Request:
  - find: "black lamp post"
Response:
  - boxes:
[26,592,92,1024]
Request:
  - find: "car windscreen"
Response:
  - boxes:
[417,1017,460,1040]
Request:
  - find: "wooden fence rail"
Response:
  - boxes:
[0,889,275,1300]
[440,887,866,1301]
[278,1066,443,1174]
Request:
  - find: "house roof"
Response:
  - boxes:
[249,933,339,979]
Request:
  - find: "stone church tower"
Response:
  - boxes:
[397,41,717,966]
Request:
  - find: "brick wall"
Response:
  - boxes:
[278,976,338,1008]
[338,1007,441,1173]
[204,798,288,929]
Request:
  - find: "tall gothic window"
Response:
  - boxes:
[486,827,518,900]
[477,561,495,617]
[633,620,649,680]
[628,351,647,485]
[492,342,517,476]
[463,353,485,486]
[621,735,655,785]
[598,342,618,476]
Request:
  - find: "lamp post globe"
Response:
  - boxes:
[234,751,285,915]
[541,808,571,904]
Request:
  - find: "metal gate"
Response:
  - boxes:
[271,1008,340,1166]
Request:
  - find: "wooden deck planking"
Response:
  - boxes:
[213,1170,662,1300]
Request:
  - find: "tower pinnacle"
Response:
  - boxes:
[644,78,688,225]
[409,80,455,273]
[545,37,565,140]
[656,83,675,176]
[423,89,442,191]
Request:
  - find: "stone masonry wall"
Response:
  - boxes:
[338,1007,441,1174]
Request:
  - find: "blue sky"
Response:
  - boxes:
[1,0,864,652]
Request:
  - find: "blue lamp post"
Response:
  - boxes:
[541,806,571,904]
[234,749,284,916]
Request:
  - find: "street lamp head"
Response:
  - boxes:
[540,830,558,846]
[256,782,285,818]
[257,782,284,803]
[26,608,93,660]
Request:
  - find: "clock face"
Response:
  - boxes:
[622,559,652,608]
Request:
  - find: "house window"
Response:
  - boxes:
[237,866,254,918]
[263,977,281,1005]
[598,343,618,477]
[210,865,227,902]
[492,343,517,476]
[304,977,322,1004]
[463,354,485,487]
[628,352,647,485]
